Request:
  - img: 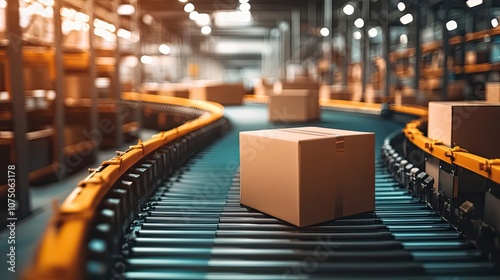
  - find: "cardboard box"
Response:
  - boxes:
[189,83,244,105]
[240,127,375,227]
[269,90,319,122]
[273,79,320,94]
[395,90,418,105]
[158,84,190,98]
[319,85,351,100]
[486,83,500,103]
[428,101,500,158]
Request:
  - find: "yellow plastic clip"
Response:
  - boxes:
[445,146,468,160]
[424,140,443,152]
[479,159,500,173]
[102,156,123,166]
[129,139,145,154]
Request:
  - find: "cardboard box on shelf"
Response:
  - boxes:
[240,126,375,227]
[189,83,245,105]
[428,101,500,158]
[269,90,319,122]
[486,83,500,103]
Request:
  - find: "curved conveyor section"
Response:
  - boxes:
[118,105,500,279]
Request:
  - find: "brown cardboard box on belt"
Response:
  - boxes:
[486,83,500,103]
[239,126,375,227]
[428,101,500,159]
[189,83,245,105]
[268,90,319,122]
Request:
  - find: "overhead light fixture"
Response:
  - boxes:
[492,18,499,28]
[400,34,408,44]
[184,3,195,13]
[400,13,413,25]
[368,27,378,38]
[239,3,251,11]
[140,55,153,64]
[189,11,199,20]
[354,18,364,28]
[353,31,362,40]
[466,0,483,8]
[239,0,249,3]
[142,14,154,25]
[117,28,131,39]
[195,13,211,26]
[159,44,171,55]
[179,0,188,2]
[446,20,457,31]
[201,25,211,35]
[397,2,405,11]
[117,4,135,15]
[214,11,252,27]
[343,4,354,15]
[320,27,329,37]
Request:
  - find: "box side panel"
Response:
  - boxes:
[298,138,337,227]
[240,133,300,225]
[269,95,308,122]
[451,106,500,158]
[428,102,452,146]
[341,133,375,217]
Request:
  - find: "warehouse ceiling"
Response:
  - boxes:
[140,0,318,68]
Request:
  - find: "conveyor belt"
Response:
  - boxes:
[118,105,499,279]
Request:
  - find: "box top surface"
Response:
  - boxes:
[429,101,500,107]
[240,127,373,142]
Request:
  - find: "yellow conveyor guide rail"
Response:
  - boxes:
[25,92,224,280]
[404,119,500,185]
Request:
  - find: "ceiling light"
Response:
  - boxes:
[239,3,251,11]
[184,3,194,13]
[239,0,249,3]
[353,31,362,40]
[397,2,405,11]
[214,11,252,27]
[140,55,153,64]
[195,13,211,26]
[343,4,354,15]
[117,28,131,39]
[159,44,171,55]
[400,13,413,25]
[179,0,187,2]
[142,14,154,25]
[368,27,378,38]
[189,11,199,20]
[354,18,364,28]
[492,18,499,28]
[400,34,408,44]
[446,20,457,31]
[117,4,135,15]
[320,27,329,37]
[201,25,211,35]
[466,0,483,8]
